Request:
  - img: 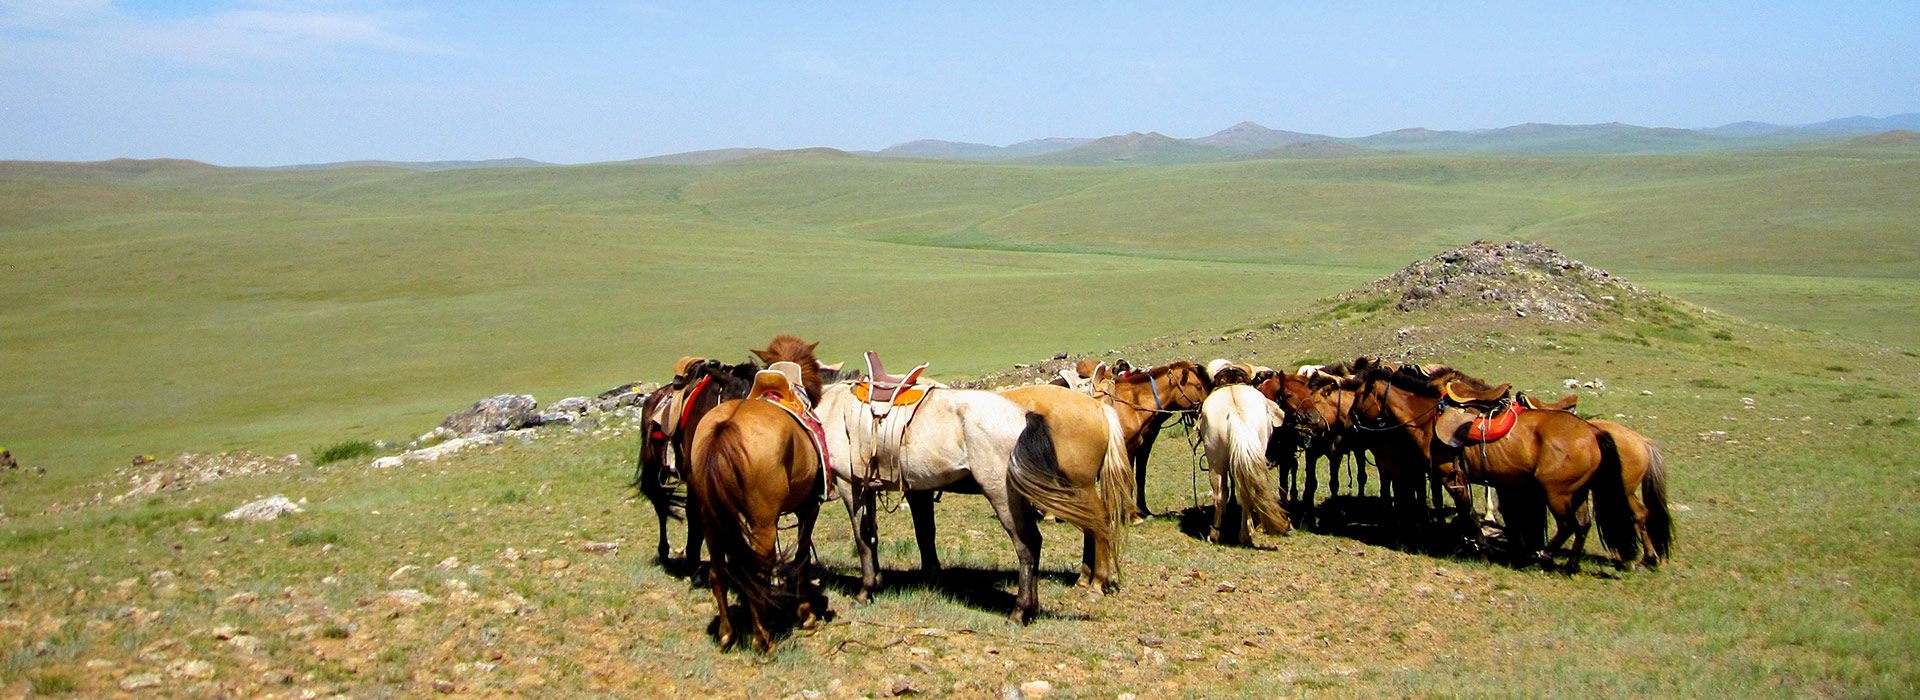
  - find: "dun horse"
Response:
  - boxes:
[997,384,1135,592]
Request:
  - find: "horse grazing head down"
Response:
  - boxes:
[750,335,825,401]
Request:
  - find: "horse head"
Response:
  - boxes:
[751,335,825,402]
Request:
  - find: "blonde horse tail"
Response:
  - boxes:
[1642,440,1674,563]
[1098,405,1134,557]
[1227,410,1292,536]
[1007,413,1111,541]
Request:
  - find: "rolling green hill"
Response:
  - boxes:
[2,139,1916,483]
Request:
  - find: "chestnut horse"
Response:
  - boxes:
[635,358,759,565]
[1581,420,1675,569]
[1097,361,1212,516]
[686,367,827,652]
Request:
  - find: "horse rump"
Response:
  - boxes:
[688,421,788,635]
[1006,412,1111,539]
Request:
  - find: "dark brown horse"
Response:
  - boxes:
[1097,361,1212,516]
[634,358,759,565]
[687,367,828,652]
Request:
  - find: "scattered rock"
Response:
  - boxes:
[441,394,540,435]
[120,673,163,691]
[385,589,434,608]
[578,542,618,553]
[432,679,456,694]
[548,397,592,414]
[222,495,302,523]
[388,565,420,581]
[173,659,214,680]
[1019,680,1053,699]
[540,558,570,571]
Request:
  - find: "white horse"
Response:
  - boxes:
[1198,384,1293,544]
[816,383,1114,623]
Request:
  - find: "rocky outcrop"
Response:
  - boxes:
[1351,240,1653,322]
[440,395,540,435]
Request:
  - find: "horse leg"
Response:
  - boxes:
[684,496,709,586]
[905,490,942,577]
[746,517,779,652]
[793,495,823,630]
[1208,468,1229,543]
[708,548,736,650]
[846,486,881,603]
[1133,423,1164,516]
[993,492,1045,624]
[1302,450,1319,529]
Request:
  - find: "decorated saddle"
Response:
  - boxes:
[1516,392,1579,412]
[646,356,718,444]
[1435,379,1520,447]
[850,352,939,486]
[749,361,832,480]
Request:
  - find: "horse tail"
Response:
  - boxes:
[689,421,782,617]
[1098,405,1135,547]
[1007,413,1111,541]
[1589,430,1641,563]
[1641,440,1674,562]
[1226,407,1292,536]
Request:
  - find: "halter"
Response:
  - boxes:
[1348,378,1442,433]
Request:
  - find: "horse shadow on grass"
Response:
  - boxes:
[815,565,1090,622]
[700,582,838,653]
[1278,495,1629,575]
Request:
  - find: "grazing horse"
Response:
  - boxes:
[1197,384,1292,544]
[1097,361,1212,516]
[635,358,759,565]
[817,383,1113,623]
[997,384,1135,592]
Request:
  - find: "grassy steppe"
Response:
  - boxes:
[0,289,1913,698]
[2,138,1917,484]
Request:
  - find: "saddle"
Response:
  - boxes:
[648,357,720,442]
[1516,392,1579,411]
[749,362,832,480]
[1437,380,1519,447]
[849,352,938,487]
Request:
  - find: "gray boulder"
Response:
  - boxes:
[441,394,539,435]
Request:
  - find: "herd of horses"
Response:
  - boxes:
[632,336,1674,652]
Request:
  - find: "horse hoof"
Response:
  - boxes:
[670,548,686,559]
[853,590,874,604]
[1008,609,1034,625]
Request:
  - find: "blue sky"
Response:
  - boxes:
[1,1,1915,166]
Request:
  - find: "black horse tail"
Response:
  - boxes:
[689,421,783,625]
[1590,431,1641,563]
[1006,413,1111,541]
[1642,441,1674,563]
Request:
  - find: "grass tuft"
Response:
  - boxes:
[288,528,345,547]
[312,440,379,465]
[30,672,77,694]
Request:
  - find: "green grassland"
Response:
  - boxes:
[0,283,1913,698]
[4,138,1916,485]
[0,138,1917,697]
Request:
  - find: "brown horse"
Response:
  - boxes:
[1258,371,1344,525]
[634,358,759,565]
[686,366,828,652]
[998,384,1135,592]
[1097,361,1212,516]
[1350,363,1640,569]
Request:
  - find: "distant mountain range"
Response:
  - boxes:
[259,113,1920,170]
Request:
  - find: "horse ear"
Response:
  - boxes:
[750,349,771,363]
[806,342,819,353]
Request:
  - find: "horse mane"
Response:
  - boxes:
[752,335,824,401]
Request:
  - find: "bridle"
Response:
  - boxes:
[1348,376,1442,434]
